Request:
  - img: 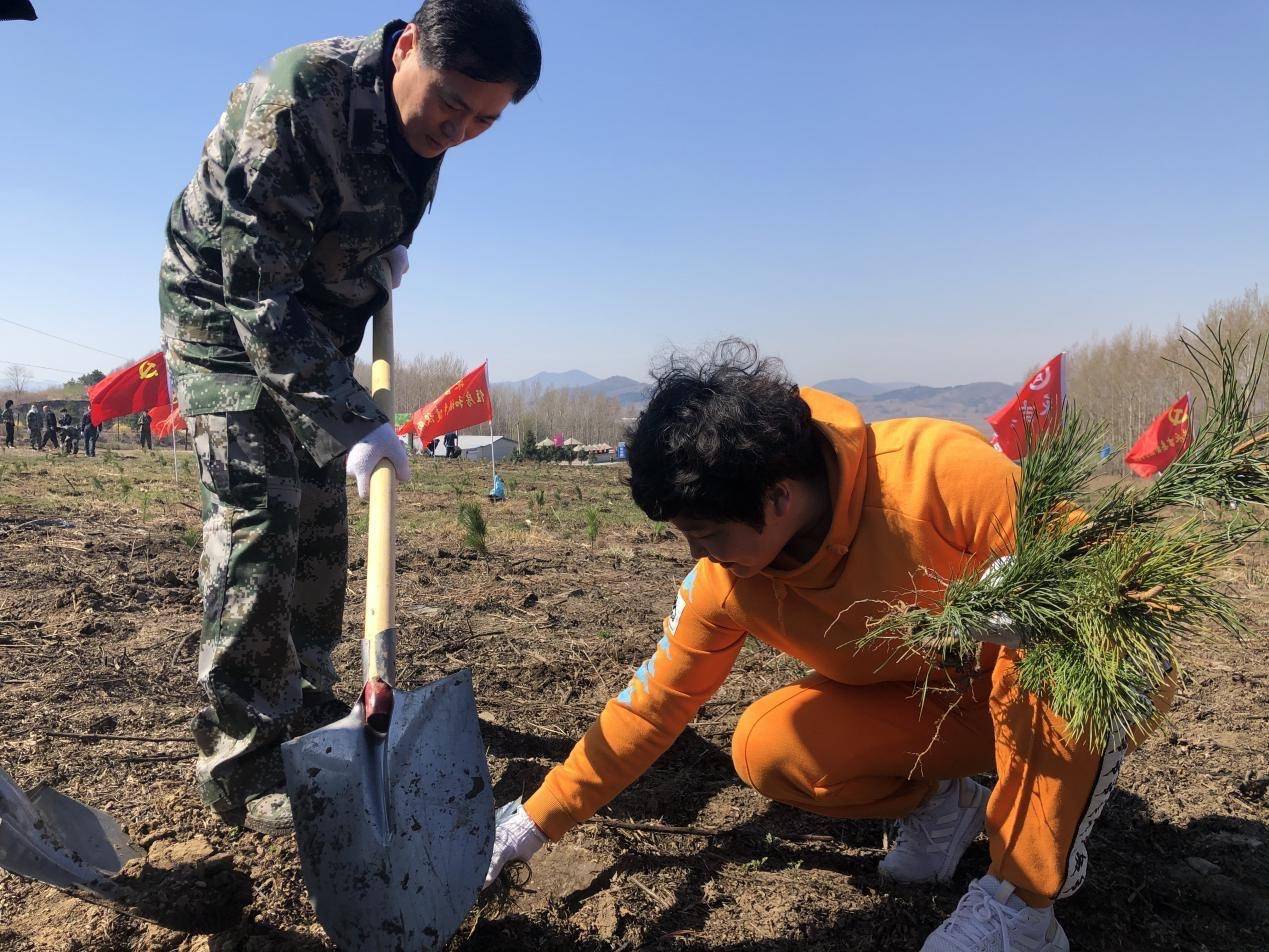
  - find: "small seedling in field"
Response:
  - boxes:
[583,506,601,545]
[179,526,201,550]
[574,484,583,501]
[457,502,488,555]
[535,489,546,507]
[118,477,133,499]
[90,475,105,494]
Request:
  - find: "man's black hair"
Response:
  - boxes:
[627,339,824,529]
[412,0,542,102]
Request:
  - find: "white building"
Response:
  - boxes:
[455,435,519,462]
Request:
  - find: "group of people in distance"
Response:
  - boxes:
[0,401,152,456]
[152,3,1165,950]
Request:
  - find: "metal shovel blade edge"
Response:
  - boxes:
[281,668,493,952]
[0,762,142,898]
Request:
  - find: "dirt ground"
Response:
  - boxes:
[0,449,1266,951]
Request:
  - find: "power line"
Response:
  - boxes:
[0,315,130,361]
[4,360,88,376]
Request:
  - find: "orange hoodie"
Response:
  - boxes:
[523,389,1020,840]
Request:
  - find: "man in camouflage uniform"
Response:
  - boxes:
[59,408,79,455]
[2,400,14,449]
[81,409,98,457]
[136,410,153,450]
[160,0,540,833]
[39,406,57,450]
[26,404,41,448]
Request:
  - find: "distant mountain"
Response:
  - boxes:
[851,381,1016,431]
[813,377,920,398]
[503,370,650,406]
[502,370,1013,427]
[509,369,600,391]
[584,375,651,405]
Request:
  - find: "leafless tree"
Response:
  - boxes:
[1066,287,1267,458]
[4,363,34,396]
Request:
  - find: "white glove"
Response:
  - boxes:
[483,799,547,889]
[384,245,409,289]
[969,556,1021,648]
[345,422,411,499]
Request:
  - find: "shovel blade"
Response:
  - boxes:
[0,763,141,894]
[282,669,493,952]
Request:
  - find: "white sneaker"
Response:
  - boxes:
[878,778,988,883]
[921,875,1069,952]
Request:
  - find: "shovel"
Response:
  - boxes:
[1,762,250,933]
[282,288,494,951]
[0,762,142,902]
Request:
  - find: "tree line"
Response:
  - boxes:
[1064,286,1266,454]
[356,354,629,450]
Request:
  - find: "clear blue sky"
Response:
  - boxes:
[2,1,1266,388]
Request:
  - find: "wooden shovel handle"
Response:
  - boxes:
[361,281,396,732]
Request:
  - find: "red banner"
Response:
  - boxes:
[398,362,494,444]
[986,353,1065,461]
[1125,393,1191,478]
[150,402,188,439]
[88,351,169,426]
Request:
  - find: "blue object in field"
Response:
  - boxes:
[616,441,628,461]
[1099,444,1114,461]
[489,474,506,501]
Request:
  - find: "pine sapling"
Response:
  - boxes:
[583,506,601,546]
[457,502,488,556]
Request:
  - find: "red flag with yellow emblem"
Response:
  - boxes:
[88,351,169,426]
[1125,393,1191,478]
[398,362,493,444]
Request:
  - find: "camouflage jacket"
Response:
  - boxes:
[160,20,441,466]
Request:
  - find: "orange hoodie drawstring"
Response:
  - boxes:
[771,579,788,636]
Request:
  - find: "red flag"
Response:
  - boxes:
[401,363,494,444]
[150,402,187,439]
[88,351,169,426]
[1124,393,1191,478]
[986,353,1065,461]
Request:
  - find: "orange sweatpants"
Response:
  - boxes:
[731,649,1172,907]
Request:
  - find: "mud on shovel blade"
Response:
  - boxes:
[0,762,142,900]
[281,670,492,951]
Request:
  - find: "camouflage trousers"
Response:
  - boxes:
[191,397,348,809]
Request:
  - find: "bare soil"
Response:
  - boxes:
[0,452,1266,951]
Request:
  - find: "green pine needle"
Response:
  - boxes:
[457,502,488,556]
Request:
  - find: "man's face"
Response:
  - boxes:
[670,506,797,580]
[391,24,518,159]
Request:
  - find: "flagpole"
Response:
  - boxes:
[486,358,496,486]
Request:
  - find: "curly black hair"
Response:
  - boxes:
[627,339,823,529]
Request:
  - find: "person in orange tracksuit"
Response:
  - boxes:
[484,341,1166,951]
